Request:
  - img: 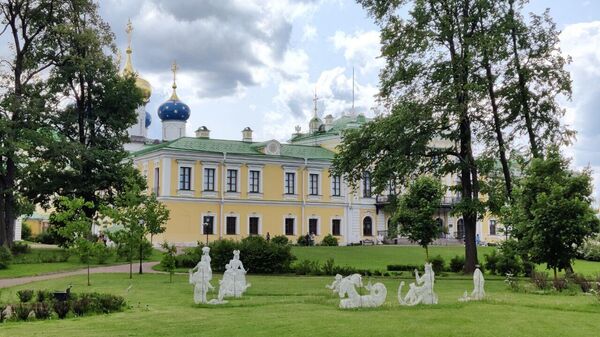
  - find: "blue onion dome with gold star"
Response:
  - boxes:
[158,61,191,122]
[145,111,152,128]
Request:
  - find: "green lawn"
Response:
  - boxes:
[1,273,599,336]
[1,248,163,279]
[292,245,600,276]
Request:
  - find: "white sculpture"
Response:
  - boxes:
[214,250,251,301]
[338,274,387,309]
[326,274,343,293]
[189,246,214,304]
[398,262,438,306]
[459,267,485,302]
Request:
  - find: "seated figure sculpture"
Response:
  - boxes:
[398,262,438,306]
[211,250,251,304]
[338,274,387,309]
[459,266,485,302]
[189,247,214,304]
[326,274,344,293]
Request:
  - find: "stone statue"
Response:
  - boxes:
[338,274,387,309]
[189,246,214,304]
[326,274,343,293]
[459,267,485,302]
[214,250,251,301]
[398,262,438,306]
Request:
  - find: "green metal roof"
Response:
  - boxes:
[290,114,369,142]
[131,137,335,160]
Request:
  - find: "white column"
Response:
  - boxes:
[14,217,22,241]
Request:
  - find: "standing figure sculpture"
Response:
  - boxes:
[460,266,485,301]
[212,250,251,303]
[398,262,438,306]
[189,247,214,304]
[338,274,387,309]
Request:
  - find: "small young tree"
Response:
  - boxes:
[392,176,444,260]
[161,242,177,283]
[509,149,600,281]
[50,197,101,286]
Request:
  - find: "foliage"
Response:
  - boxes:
[485,241,524,276]
[0,245,13,269]
[294,259,322,275]
[392,177,444,260]
[552,277,569,292]
[72,296,91,316]
[10,242,31,255]
[531,271,550,290]
[271,235,289,245]
[429,255,445,274]
[160,242,177,283]
[21,223,32,241]
[387,264,423,272]
[94,245,114,264]
[33,302,52,320]
[580,234,600,262]
[33,229,62,245]
[36,290,53,303]
[53,300,70,319]
[17,289,34,303]
[504,273,520,292]
[14,303,32,321]
[449,255,465,273]
[508,149,600,279]
[569,273,592,293]
[320,234,338,246]
[296,235,310,246]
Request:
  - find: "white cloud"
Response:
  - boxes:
[331,30,383,75]
[302,24,318,41]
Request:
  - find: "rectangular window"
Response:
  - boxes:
[332,219,341,236]
[179,167,191,190]
[309,173,319,195]
[226,216,237,235]
[226,169,238,192]
[285,218,295,236]
[204,168,215,191]
[249,217,260,235]
[363,171,372,198]
[490,219,497,236]
[309,218,318,235]
[202,216,214,235]
[249,170,260,193]
[332,176,341,196]
[285,172,295,194]
[153,167,160,196]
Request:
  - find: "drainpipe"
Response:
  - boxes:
[301,158,307,236]
[220,152,227,239]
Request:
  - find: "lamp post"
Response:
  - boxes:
[203,222,209,245]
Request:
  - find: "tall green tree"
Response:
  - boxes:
[0,0,65,246]
[24,0,143,219]
[392,177,444,260]
[508,149,600,280]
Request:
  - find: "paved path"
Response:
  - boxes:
[0,261,162,289]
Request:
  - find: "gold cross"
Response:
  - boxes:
[126,19,133,49]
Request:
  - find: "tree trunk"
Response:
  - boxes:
[87,262,91,286]
[139,240,143,274]
[483,52,513,198]
[508,0,540,158]
[425,246,429,261]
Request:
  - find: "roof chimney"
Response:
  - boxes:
[242,127,253,142]
[195,126,210,139]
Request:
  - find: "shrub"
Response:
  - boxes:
[484,250,499,275]
[569,273,592,293]
[0,246,12,269]
[271,235,289,245]
[95,245,114,264]
[93,293,126,313]
[17,289,34,303]
[33,302,52,320]
[553,277,569,292]
[116,240,153,261]
[296,235,310,246]
[322,258,336,275]
[429,255,445,274]
[53,300,70,319]
[11,241,31,255]
[580,234,600,261]
[238,236,295,273]
[293,259,321,275]
[207,239,239,272]
[504,273,520,292]
[449,255,465,273]
[486,244,524,276]
[72,295,92,316]
[320,234,338,246]
[34,230,61,245]
[0,304,7,322]
[36,290,53,303]
[14,303,31,321]
[175,251,198,269]
[387,264,422,272]
[531,271,550,290]
[21,223,32,241]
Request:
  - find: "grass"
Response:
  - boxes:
[1,248,163,279]
[1,272,599,336]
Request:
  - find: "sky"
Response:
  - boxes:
[2,0,599,202]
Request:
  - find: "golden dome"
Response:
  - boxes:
[122,19,152,102]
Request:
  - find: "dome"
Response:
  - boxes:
[145,111,152,128]
[135,76,152,101]
[157,97,191,122]
[309,116,323,133]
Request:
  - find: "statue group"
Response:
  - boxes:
[329,273,387,309]
[397,262,438,306]
[189,248,251,305]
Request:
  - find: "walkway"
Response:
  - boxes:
[0,261,162,289]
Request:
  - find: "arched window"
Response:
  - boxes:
[363,216,373,236]
[436,218,444,238]
[457,218,465,240]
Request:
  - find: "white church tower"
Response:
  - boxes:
[122,19,153,152]
[157,61,190,141]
